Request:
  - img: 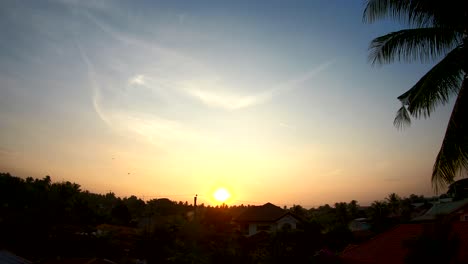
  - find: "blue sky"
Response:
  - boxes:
[0,0,454,207]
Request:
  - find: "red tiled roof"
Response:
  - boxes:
[455,222,468,262]
[412,199,468,221]
[341,222,468,264]
[234,203,288,222]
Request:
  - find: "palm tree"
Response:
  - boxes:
[369,200,389,220]
[334,202,350,224]
[386,193,401,216]
[363,1,468,191]
[348,200,360,219]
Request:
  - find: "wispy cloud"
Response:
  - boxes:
[81,10,204,71]
[76,44,111,126]
[279,122,295,129]
[81,9,335,112]
[74,9,334,147]
[129,75,145,85]
[119,112,200,144]
[184,88,260,110]
[77,40,201,147]
[0,147,14,157]
[183,60,335,110]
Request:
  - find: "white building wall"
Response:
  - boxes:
[246,215,300,236]
[276,215,298,230]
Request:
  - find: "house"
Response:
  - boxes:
[340,222,468,264]
[348,218,373,240]
[349,218,371,232]
[234,203,302,236]
[340,198,468,264]
[341,200,468,264]
[447,178,468,200]
[411,198,468,222]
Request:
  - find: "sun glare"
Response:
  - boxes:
[213,188,231,203]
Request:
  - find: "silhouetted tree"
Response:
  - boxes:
[123,195,146,219]
[290,204,307,219]
[399,198,415,222]
[386,193,401,216]
[364,0,468,190]
[408,194,426,203]
[369,200,390,232]
[347,200,360,220]
[111,201,131,226]
[334,202,349,225]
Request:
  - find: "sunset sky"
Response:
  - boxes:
[0,0,455,207]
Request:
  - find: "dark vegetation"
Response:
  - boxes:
[0,172,449,263]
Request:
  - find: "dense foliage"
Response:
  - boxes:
[0,173,445,263]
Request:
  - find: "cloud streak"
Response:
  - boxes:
[77,42,201,147]
[184,88,261,110]
[183,60,335,110]
[76,43,111,126]
[81,9,336,112]
[74,9,335,149]
[0,147,15,157]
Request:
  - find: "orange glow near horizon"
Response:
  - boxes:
[0,0,445,208]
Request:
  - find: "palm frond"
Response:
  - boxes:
[369,28,462,65]
[393,104,411,129]
[364,0,424,25]
[363,0,466,28]
[432,78,468,192]
[397,46,464,118]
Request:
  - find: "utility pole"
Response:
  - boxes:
[194,194,198,220]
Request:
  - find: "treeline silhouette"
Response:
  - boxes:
[0,172,432,263]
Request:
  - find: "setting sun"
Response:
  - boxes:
[213,188,231,203]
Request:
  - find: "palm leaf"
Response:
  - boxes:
[364,0,468,192]
[369,28,462,65]
[397,46,464,118]
[363,0,431,26]
[363,0,466,28]
[432,78,468,192]
[393,104,411,129]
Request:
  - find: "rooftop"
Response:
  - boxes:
[234,203,289,222]
[412,198,468,222]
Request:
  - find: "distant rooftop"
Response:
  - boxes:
[412,198,468,222]
[234,202,289,222]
